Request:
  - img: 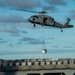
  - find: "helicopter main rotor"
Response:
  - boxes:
[9,7,65,15]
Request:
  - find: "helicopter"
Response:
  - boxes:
[9,8,74,32]
[28,11,74,32]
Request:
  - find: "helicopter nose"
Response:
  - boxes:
[28,18,30,22]
[28,18,32,22]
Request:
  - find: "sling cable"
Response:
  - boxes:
[41,26,47,54]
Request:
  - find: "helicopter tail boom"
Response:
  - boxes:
[66,25,74,28]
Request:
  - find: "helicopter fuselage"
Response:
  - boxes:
[28,14,74,31]
[28,15,55,26]
[9,8,74,31]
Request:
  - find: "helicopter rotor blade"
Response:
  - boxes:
[9,8,48,14]
[9,8,40,13]
[18,9,39,13]
[9,8,70,14]
[47,11,68,13]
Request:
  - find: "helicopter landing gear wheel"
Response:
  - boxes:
[33,24,36,27]
[60,29,63,32]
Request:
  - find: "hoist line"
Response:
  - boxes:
[42,26,46,49]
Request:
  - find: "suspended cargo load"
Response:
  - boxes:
[42,49,47,54]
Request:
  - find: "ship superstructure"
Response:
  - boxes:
[0,58,75,75]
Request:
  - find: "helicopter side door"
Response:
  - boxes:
[42,16,55,25]
[43,17,48,24]
[49,18,55,25]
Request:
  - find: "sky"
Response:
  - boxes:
[0,0,75,60]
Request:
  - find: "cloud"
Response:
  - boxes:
[52,45,74,49]
[63,46,73,48]
[0,25,20,36]
[73,0,75,1]
[70,10,75,20]
[0,23,28,37]
[0,38,7,44]
[9,23,31,29]
[43,6,58,11]
[0,15,27,23]
[20,37,43,45]
[52,45,60,48]
[0,38,7,43]
[21,30,28,34]
[20,37,35,41]
[45,0,66,6]
[0,38,3,40]
[47,37,55,40]
[0,40,7,43]
[47,49,75,54]
[18,41,22,45]
[39,37,55,40]
[0,0,41,9]
[8,43,14,47]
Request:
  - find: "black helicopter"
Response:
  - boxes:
[10,8,74,32]
[28,11,74,32]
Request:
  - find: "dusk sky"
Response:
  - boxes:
[0,0,75,60]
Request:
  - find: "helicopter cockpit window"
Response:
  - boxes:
[51,18,54,21]
[32,16,38,18]
[36,16,39,18]
[52,18,54,21]
[50,18,54,23]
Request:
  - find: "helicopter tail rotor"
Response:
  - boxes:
[64,18,74,28]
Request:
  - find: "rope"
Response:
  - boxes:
[42,26,46,49]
